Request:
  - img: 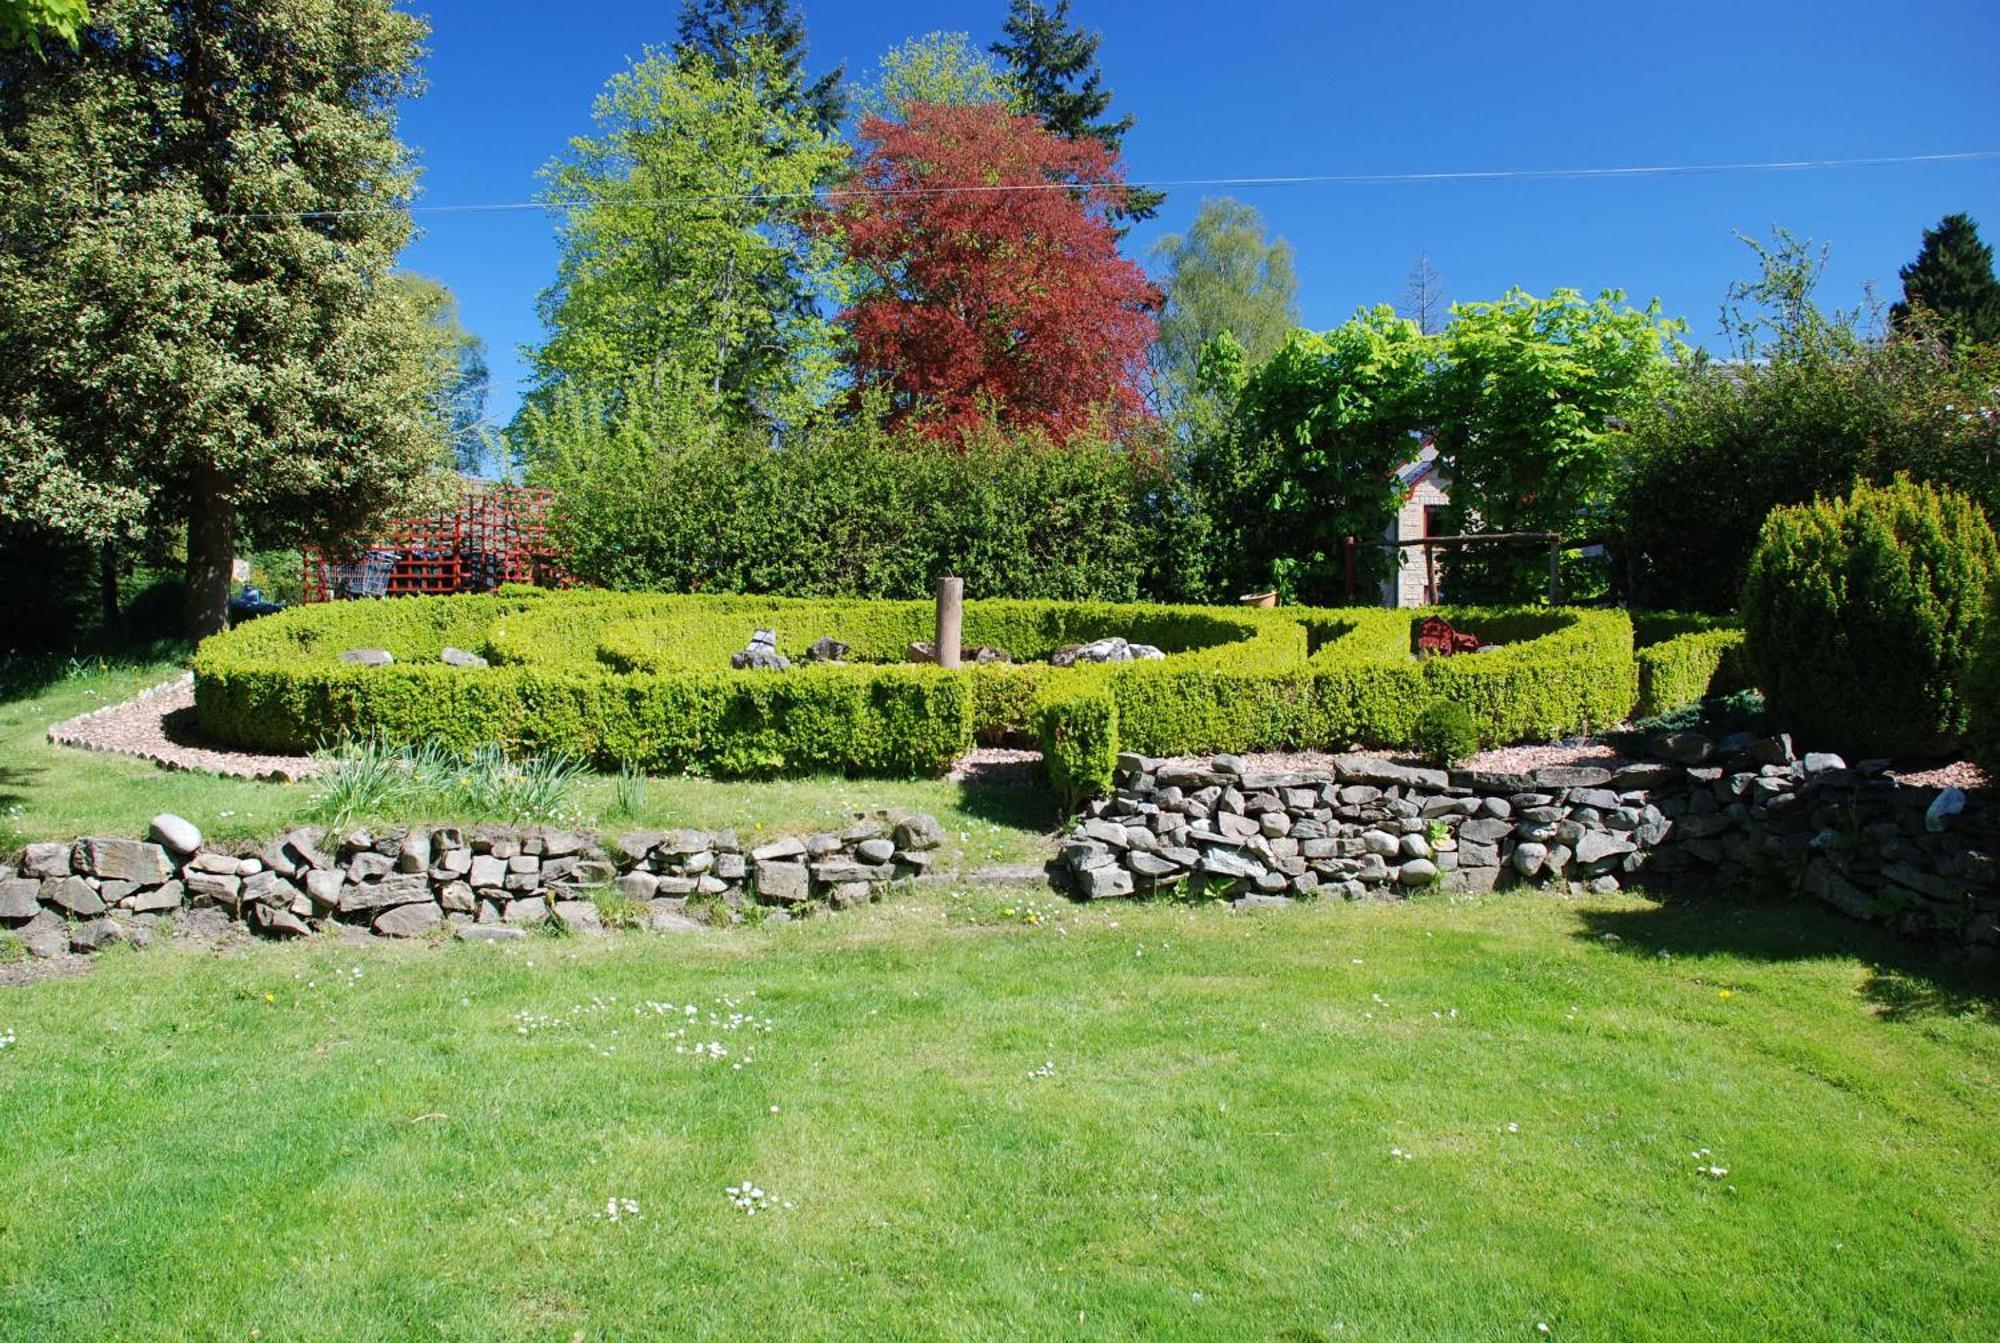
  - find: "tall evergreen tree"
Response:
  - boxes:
[1891,212,2000,348]
[675,0,844,134]
[0,0,453,637]
[990,0,1161,222]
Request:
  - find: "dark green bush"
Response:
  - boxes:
[1740,477,1998,758]
[518,403,1153,602]
[1411,701,1480,767]
[1966,586,2000,776]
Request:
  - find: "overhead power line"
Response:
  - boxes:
[210,149,2000,222]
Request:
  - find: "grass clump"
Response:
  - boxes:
[308,738,590,828]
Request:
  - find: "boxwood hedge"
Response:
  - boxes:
[1631,612,1750,720]
[193,592,1641,785]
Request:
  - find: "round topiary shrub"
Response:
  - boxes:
[1740,476,1998,759]
[1411,700,1481,768]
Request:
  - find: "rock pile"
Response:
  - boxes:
[1,810,944,959]
[1050,637,1165,667]
[731,629,789,671]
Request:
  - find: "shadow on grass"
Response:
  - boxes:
[953,778,1061,833]
[1575,890,2000,1024]
[0,639,190,707]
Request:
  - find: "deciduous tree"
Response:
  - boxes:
[0,0,88,53]
[828,102,1158,443]
[1150,197,1299,411]
[0,0,453,638]
[524,42,851,431]
[854,30,1018,123]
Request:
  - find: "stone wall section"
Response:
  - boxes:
[1063,737,1997,959]
[0,812,945,958]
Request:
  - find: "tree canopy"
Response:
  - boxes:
[1150,197,1299,411]
[990,0,1161,222]
[1891,212,2000,348]
[525,41,851,431]
[829,101,1158,444]
[853,30,1018,124]
[0,0,88,53]
[0,0,454,636]
[674,0,844,133]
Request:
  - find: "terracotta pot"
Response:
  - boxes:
[1238,591,1279,609]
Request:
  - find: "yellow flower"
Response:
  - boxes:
[1717,990,1733,1000]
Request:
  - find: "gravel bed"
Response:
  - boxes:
[45,674,322,782]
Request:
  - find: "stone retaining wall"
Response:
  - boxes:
[0,812,945,959]
[1062,737,1998,960]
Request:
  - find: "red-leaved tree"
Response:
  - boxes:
[828,102,1159,443]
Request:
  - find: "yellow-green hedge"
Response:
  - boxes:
[194,593,1639,783]
[1632,613,1750,719]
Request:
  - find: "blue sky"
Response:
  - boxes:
[395,0,2000,426]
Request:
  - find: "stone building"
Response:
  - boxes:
[1380,444,1449,608]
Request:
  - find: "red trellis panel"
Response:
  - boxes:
[302,479,569,603]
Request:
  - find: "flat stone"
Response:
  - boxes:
[338,648,394,666]
[552,900,603,934]
[1802,752,1849,776]
[1063,840,1115,872]
[251,904,311,937]
[304,869,345,908]
[42,876,104,916]
[1532,766,1615,790]
[373,902,442,938]
[1458,817,1513,844]
[1450,770,1537,795]
[347,851,394,882]
[457,924,528,942]
[755,861,810,905]
[1128,850,1183,878]
[1232,893,1292,909]
[468,854,507,888]
[1332,755,1450,790]
[337,874,430,913]
[1200,849,1266,881]
[1611,762,1681,791]
[148,814,203,855]
[439,882,477,914]
[1653,731,1713,765]
[0,877,40,919]
[1574,831,1636,868]
[185,871,243,909]
[75,837,173,885]
[648,912,707,934]
[749,835,807,863]
[1080,866,1135,899]
[441,646,490,668]
[187,852,240,875]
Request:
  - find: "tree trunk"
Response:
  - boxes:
[184,468,236,641]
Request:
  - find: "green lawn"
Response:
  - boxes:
[1,889,1995,1341]
[3,654,1998,1339]
[0,656,1054,868]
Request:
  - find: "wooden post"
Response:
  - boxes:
[935,575,964,669]
[1343,535,1357,602]
[1548,538,1561,605]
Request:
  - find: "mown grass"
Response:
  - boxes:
[0,657,1052,867]
[1,888,1995,1341]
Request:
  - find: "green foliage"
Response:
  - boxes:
[1411,700,1480,768]
[1891,212,2000,349]
[1432,289,1686,602]
[0,0,87,54]
[1150,198,1300,411]
[194,593,1636,793]
[1226,308,1438,603]
[854,31,1019,122]
[1965,585,2000,776]
[395,274,493,476]
[515,398,1151,601]
[674,0,846,133]
[525,40,850,430]
[1632,617,1750,720]
[989,0,1161,222]
[1741,477,1998,757]
[1620,234,2000,613]
[0,0,455,636]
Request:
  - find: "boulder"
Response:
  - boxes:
[21,842,71,879]
[0,877,41,920]
[551,900,603,934]
[1652,731,1713,765]
[730,629,789,671]
[251,904,311,938]
[441,646,490,669]
[1080,866,1134,899]
[502,897,551,925]
[147,814,203,856]
[755,861,810,905]
[892,814,945,852]
[855,838,896,865]
[1398,859,1439,886]
[804,636,850,663]
[338,648,394,666]
[69,918,126,952]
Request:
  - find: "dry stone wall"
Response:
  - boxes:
[1,812,945,959]
[1064,737,1998,960]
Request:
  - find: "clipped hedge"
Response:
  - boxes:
[195,592,1639,785]
[1632,613,1750,719]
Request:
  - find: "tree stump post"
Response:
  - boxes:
[935,576,964,670]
